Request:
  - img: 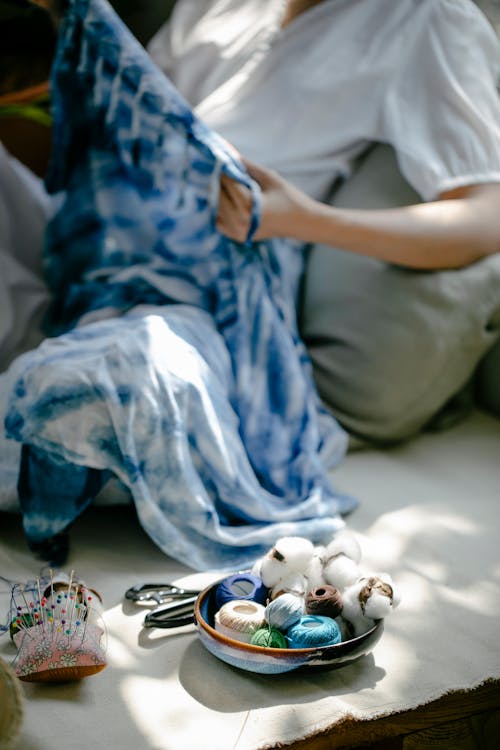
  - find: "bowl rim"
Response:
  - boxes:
[194,577,383,656]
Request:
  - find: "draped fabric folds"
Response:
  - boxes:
[4,0,356,570]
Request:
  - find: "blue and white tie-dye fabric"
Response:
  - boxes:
[5,0,357,570]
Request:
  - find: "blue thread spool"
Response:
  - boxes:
[215,572,268,610]
[265,593,304,631]
[286,615,342,649]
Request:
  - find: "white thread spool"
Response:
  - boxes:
[214,600,266,643]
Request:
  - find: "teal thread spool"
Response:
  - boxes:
[286,615,341,649]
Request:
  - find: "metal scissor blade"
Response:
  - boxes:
[125,583,200,604]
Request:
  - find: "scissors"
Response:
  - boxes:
[125,582,201,629]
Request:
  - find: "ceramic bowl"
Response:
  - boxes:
[194,578,384,675]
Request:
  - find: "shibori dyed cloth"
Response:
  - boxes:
[4,0,357,570]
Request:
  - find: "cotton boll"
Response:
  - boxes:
[323,532,362,590]
[251,557,262,578]
[323,554,361,591]
[270,572,307,600]
[324,531,362,564]
[364,589,394,620]
[363,574,401,618]
[340,581,375,637]
[260,555,286,588]
[260,536,314,587]
[274,536,315,570]
[341,574,399,637]
[378,573,401,609]
[304,546,326,591]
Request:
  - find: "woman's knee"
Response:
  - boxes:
[301,249,500,443]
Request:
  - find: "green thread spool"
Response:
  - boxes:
[250,627,287,649]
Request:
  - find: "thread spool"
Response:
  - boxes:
[214,600,266,643]
[265,593,304,631]
[214,572,268,610]
[286,615,342,649]
[305,585,343,619]
[251,627,287,649]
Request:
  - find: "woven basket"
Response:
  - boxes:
[0,656,24,750]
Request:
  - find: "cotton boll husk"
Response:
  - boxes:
[363,573,401,617]
[339,580,376,637]
[372,573,401,609]
[270,572,307,600]
[341,574,398,636]
[323,555,361,591]
[260,536,314,587]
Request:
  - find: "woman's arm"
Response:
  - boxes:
[217,161,500,270]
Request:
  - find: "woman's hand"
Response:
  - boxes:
[217,160,313,242]
[26,1,63,25]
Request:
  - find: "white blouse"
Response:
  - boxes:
[148,0,500,201]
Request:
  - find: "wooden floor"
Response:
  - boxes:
[280,681,500,750]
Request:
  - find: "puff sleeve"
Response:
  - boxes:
[380,0,500,200]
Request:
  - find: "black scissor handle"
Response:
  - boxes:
[143,612,196,629]
[143,595,198,629]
